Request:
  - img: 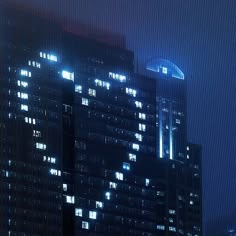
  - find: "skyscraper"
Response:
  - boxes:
[0,5,202,236]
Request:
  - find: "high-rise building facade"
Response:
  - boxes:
[0,5,202,236]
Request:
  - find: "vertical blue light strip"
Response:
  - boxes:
[169,102,173,160]
[159,99,163,158]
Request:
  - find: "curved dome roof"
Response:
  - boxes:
[146,58,184,80]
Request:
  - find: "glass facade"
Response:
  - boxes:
[0,5,202,236]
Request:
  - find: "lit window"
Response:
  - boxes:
[18,92,28,99]
[139,123,146,132]
[176,119,181,124]
[95,79,110,90]
[157,191,165,196]
[169,209,176,215]
[135,133,142,142]
[122,162,130,171]
[33,130,41,137]
[96,201,103,209]
[187,146,189,151]
[50,168,60,176]
[129,153,136,162]
[162,66,168,74]
[82,98,89,106]
[138,113,146,120]
[75,85,82,93]
[75,208,82,217]
[115,172,123,181]
[47,54,57,62]
[109,182,117,189]
[190,200,194,205]
[109,72,126,82]
[187,154,190,159]
[40,52,57,62]
[105,192,111,200]
[95,79,102,86]
[63,184,67,191]
[28,60,41,68]
[82,221,89,230]
[18,80,28,87]
[169,226,176,232]
[145,178,150,186]
[66,195,75,204]
[62,70,74,81]
[132,143,139,151]
[20,69,31,77]
[21,104,28,111]
[135,101,142,109]
[88,88,96,97]
[157,225,165,230]
[36,142,46,150]
[126,87,137,97]
[169,218,174,223]
[89,211,97,219]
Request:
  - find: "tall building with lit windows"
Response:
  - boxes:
[1,5,202,236]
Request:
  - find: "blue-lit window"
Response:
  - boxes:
[169,226,176,232]
[40,52,57,62]
[28,60,41,68]
[138,112,146,120]
[139,123,146,132]
[21,104,28,111]
[17,80,28,87]
[162,66,168,74]
[50,168,61,176]
[18,92,28,99]
[95,79,110,90]
[123,162,130,171]
[66,195,75,204]
[176,118,181,124]
[169,209,176,215]
[88,88,96,97]
[33,130,41,137]
[82,98,89,106]
[126,87,137,97]
[109,72,126,82]
[115,172,123,181]
[20,69,31,77]
[96,201,103,209]
[109,182,117,189]
[135,101,142,109]
[132,143,139,151]
[62,70,74,81]
[89,211,97,219]
[105,192,111,200]
[129,153,136,162]
[145,178,150,186]
[135,133,143,142]
[75,208,82,217]
[82,221,89,230]
[157,225,165,230]
[36,142,46,150]
[75,85,82,93]
[63,184,67,191]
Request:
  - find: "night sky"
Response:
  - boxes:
[6,0,236,234]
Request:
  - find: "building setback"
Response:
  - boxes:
[0,5,202,236]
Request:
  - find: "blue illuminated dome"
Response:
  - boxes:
[146,58,184,80]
